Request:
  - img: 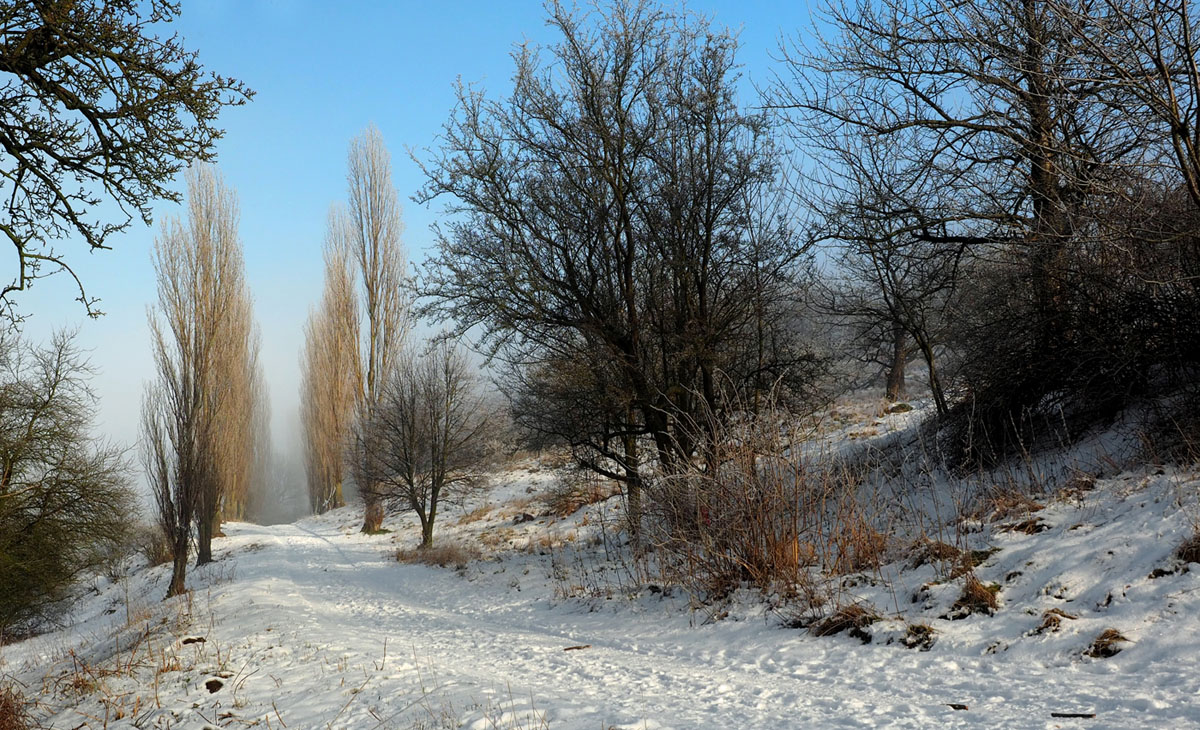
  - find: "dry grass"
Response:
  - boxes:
[543,474,616,518]
[1084,628,1129,658]
[1033,608,1077,635]
[457,505,492,525]
[902,623,936,650]
[479,527,517,550]
[949,574,1000,618]
[831,516,890,574]
[0,685,30,730]
[1056,472,1097,501]
[908,538,962,569]
[1175,532,1200,564]
[810,603,879,642]
[396,542,481,569]
[971,489,1045,523]
[639,389,907,608]
[998,518,1050,534]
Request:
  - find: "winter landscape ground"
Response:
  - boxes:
[3,400,1199,729]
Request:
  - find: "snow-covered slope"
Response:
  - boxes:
[4,456,1200,728]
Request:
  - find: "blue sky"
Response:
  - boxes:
[11,0,817,476]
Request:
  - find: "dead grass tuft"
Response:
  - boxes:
[1033,608,1077,635]
[0,684,30,730]
[902,623,936,650]
[1175,532,1200,564]
[810,603,879,642]
[457,505,492,525]
[948,574,1000,618]
[1084,628,1129,658]
[908,538,962,569]
[972,490,1044,522]
[396,542,481,569]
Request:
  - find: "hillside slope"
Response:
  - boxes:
[4,460,1200,728]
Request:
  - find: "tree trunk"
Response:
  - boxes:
[166,545,188,598]
[420,517,434,548]
[196,514,213,565]
[885,321,908,401]
[918,339,949,416]
[361,496,384,533]
[623,405,642,547]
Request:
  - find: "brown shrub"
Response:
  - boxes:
[0,685,30,730]
[1175,532,1200,564]
[810,603,879,642]
[1084,628,1129,658]
[543,473,615,518]
[950,574,1000,618]
[396,542,481,569]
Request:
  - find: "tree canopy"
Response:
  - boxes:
[0,0,252,318]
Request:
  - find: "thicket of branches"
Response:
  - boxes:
[775,0,1200,463]
[0,329,134,632]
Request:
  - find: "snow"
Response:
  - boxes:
[4,413,1200,728]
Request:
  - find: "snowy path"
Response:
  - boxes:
[192,515,1186,729]
[7,483,1198,730]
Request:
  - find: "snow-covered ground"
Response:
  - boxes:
[5,413,1200,728]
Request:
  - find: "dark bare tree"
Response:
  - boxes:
[773,0,1164,459]
[419,0,815,534]
[810,133,966,412]
[0,0,251,318]
[359,338,498,547]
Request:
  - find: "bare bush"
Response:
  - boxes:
[0,329,135,632]
[0,683,30,730]
[646,387,889,602]
[544,471,616,518]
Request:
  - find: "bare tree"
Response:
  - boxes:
[359,338,498,547]
[345,126,411,532]
[1072,2,1200,210]
[300,209,360,513]
[0,0,251,318]
[299,126,410,527]
[771,0,1166,459]
[419,1,814,537]
[142,165,265,595]
[810,132,966,413]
